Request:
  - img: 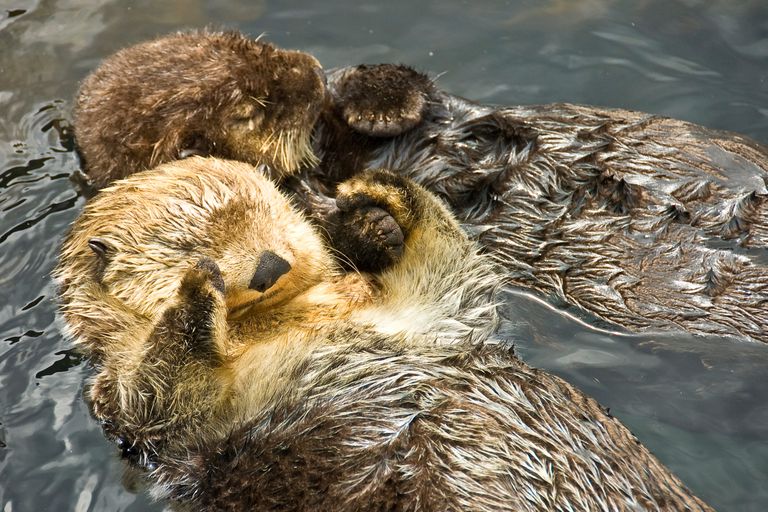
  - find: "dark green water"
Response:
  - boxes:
[1,1,767,510]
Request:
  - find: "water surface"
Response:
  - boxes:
[1,1,767,510]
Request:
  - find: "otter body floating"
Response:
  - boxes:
[305,69,768,343]
[56,157,711,511]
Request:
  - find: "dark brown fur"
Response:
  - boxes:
[74,30,326,188]
[302,77,768,343]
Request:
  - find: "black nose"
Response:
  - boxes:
[249,251,291,292]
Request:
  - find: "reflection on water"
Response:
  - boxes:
[0,1,766,511]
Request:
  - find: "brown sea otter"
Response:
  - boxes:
[72,30,430,192]
[55,157,712,511]
[73,30,327,189]
[302,66,768,343]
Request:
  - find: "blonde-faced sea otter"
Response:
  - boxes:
[56,157,712,511]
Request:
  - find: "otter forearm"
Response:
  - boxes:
[333,170,501,341]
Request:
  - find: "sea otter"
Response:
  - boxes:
[304,67,768,344]
[71,31,768,343]
[73,30,431,193]
[55,157,711,511]
[72,30,328,189]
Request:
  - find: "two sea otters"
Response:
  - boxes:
[57,27,768,509]
[73,31,768,344]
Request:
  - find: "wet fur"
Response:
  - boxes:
[303,80,768,343]
[72,32,768,342]
[74,30,324,189]
[56,157,710,511]
[157,341,710,512]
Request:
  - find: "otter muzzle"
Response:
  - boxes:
[249,251,291,292]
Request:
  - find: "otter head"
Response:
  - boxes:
[55,156,334,360]
[74,30,327,189]
[211,37,327,177]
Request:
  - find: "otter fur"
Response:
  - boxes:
[303,68,768,343]
[73,30,326,189]
[71,31,768,342]
[56,157,711,511]
[73,31,432,193]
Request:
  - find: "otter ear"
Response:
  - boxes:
[88,238,110,259]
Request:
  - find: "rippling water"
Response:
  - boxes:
[1,1,767,510]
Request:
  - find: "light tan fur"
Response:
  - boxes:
[56,156,497,454]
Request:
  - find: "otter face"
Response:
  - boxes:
[220,48,327,176]
[56,157,334,354]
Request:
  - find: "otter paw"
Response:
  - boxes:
[327,205,405,272]
[326,170,425,272]
[336,169,418,231]
[70,169,100,198]
[180,257,225,296]
[335,64,433,137]
[359,208,404,257]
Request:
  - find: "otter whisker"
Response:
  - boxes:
[249,95,268,107]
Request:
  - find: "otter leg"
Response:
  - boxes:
[162,258,227,356]
[88,258,228,464]
[336,170,500,339]
[331,64,435,137]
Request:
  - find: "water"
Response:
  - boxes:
[1,1,767,510]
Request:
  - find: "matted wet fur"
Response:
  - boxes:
[56,157,711,511]
[73,30,325,189]
[298,70,768,343]
[73,28,768,342]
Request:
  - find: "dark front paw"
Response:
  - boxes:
[195,258,225,293]
[335,169,419,230]
[326,205,404,272]
[334,64,434,137]
[70,169,101,199]
[324,170,430,272]
[180,257,225,296]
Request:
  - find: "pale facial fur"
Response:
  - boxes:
[55,156,497,447]
[56,157,335,352]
